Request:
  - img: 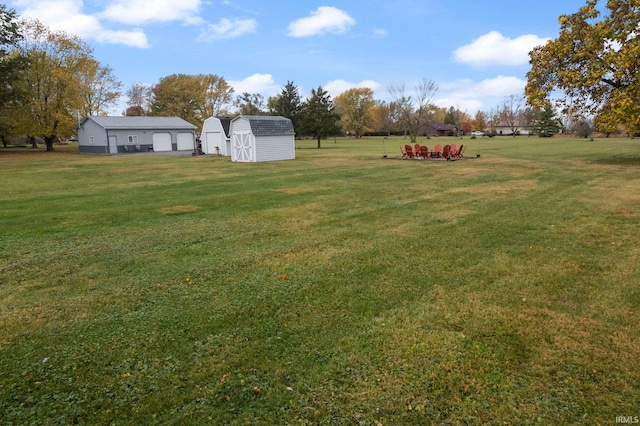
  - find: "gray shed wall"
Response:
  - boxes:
[79,124,195,153]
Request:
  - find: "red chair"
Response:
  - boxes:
[419,145,430,159]
[414,144,422,158]
[442,145,451,159]
[452,144,464,158]
[403,144,415,159]
[432,144,442,158]
[450,144,457,156]
[406,144,416,158]
[400,145,408,158]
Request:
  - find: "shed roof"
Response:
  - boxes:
[234,115,295,136]
[81,116,196,130]
[218,117,232,137]
[426,121,457,131]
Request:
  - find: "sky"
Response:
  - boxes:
[8,0,590,115]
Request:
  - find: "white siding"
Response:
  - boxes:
[255,136,295,162]
[229,116,295,162]
[202,117,231,155]
[177,132,194,150]
[232,117,252,133]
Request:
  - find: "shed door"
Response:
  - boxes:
[233,132,253,162]
[152,132,172,151]
[177,132,194,151]
[204,131,220,155]
[108,136,117,154]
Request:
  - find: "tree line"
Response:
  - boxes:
[0,10,122,151]
[2,1,638,151]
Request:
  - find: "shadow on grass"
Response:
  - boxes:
[592,155,640,166]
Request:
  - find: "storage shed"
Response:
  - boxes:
[229,115,295,162]
[201,116,232,156]
[77,116,197,154]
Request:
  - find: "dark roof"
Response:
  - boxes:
[81,116,197,130]
[235,115,295,136]
[426,121,457,131]
[217,117,232,137]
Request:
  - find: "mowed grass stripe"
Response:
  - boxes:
[1,137,639,424]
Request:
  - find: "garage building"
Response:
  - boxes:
[77,116,197,154]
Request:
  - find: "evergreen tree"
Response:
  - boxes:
[299,86,341,148]
[533,105,561,137]
[269,81,302,133]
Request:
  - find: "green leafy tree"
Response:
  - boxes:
[234,92,265,116]
[0,5,23,145]
[125,82,153,116]
[150,74,234,125]
[268,81,302,133]
[8,20,95,151]
[150,74,200,123]
[334,87,375,138]
[593,101,620,136]
[370,101,398,136]
[532,105,561,137]
[197,74,234,118]
[299,86,341,148]
[77,60,121,117]
[444,106,457,126]
[526,0,640,135]
[473,110,487,132]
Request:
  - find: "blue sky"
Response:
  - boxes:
[9,0,589,114]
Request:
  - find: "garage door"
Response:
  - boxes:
[152,132,172,151]
[204,131,220,154]
[177,132,194,151]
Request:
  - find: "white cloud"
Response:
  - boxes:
[197,18,257,41]
[434,98,484,114]
[436,75,527,113]
[15,0,149,48]
[453,31,549,67]
[96,29,149,49]
[324,79,383,98]
[444,75,527,99]
[100,0,203,25]
[373,28,388,38]
[229,73,279,95]
[287,6,355,38]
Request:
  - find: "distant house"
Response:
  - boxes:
[423,122,458,137]
[77,116,197,154]
[494,121,533,136]
[201,116,232,156]
[229,115,295,162]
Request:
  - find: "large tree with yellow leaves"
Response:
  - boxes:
[525,0,640,135]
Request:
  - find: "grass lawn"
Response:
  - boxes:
[1,136,639,424]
